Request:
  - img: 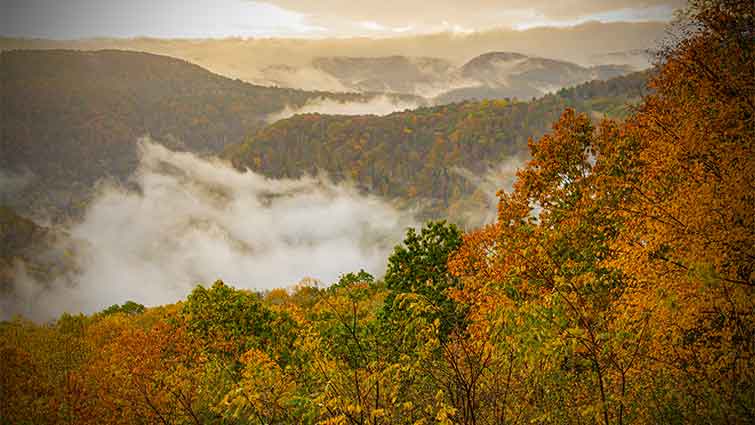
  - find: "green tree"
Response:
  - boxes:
[330,269,375,291]
[99,300,145,316]
[383,221,464,338]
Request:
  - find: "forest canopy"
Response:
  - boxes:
[1,1,753,424]
[0,49,418,220]
[228,70,649,226]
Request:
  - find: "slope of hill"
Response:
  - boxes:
[555,69,653,118]
[451,51,634,99]
[312,56,455,94]
[0,49,416,220]
[0,47,648,226]
[259,55,457,96]
[228,70,650,226]
[0,206,78,294]
[0,206,47,260]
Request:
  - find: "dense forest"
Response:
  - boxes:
[2,1,751,424]
[1,46,645,225]
[0,49,419,220]
[228,71,649,225]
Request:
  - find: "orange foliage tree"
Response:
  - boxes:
[449,1,754,422]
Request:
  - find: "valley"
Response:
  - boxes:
[1,1,752,423]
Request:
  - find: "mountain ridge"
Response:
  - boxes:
[0,49,419,220]
[259,51,638,102]
[229,69,651,225]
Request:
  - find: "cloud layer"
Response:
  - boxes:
[266,96,423,122]
[266,0,685,33]
[451,158,524,226]
[1,0,684,39]
[0,0,322,39]
[2,140,415,321]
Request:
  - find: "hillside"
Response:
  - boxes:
[228,70,650,225]
[0,49,415,220]
[441,51,633,102]
[555,69,653,117]
[310,56,454,93]
[0,206,78,294]
[0,47,648,226]
[0,206,47,261]
[3,5,750,420]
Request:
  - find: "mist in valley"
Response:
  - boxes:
[0,21,662,80]
[451,158,525,226]
[1,140,416,321]
[266,95,424,121]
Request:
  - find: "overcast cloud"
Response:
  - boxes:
[266,1,685,33]
[0,0,686,39]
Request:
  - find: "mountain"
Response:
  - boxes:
[0,49,416,221]
[453,51,634,98]
[258,52,637,102]
[434,52,634,103]
[313,56,454,94]
[0,21,667,81]
[554,69,653,118]
[227,70,650,226]
[259,56,456,95]
[0,47,648,228]
[589,49,654,69]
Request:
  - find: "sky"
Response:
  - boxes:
[1,0,686,39]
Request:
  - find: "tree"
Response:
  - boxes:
[75,319,214,425]
[383,221,464,338]
[179,280,276,358]
[99,301,145,316]
[448,1,755,422]
[609,0,755,420]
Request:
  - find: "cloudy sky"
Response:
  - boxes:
[1,0,686,39]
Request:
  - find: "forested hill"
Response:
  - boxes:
[0,49,415,220]
[228,70,650,225]
[0,48,647,224]
[554,68,652,117]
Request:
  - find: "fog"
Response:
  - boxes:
[452,158,524,225]
[2,140,415,321]
[267,95,423,122]
[258,66,494,101]
[257,66,351,92]
[0,21,666,79]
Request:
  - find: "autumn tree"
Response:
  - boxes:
[609,0,755,420]
[449,1,754,423]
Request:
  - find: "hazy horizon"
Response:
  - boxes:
[1,0,685,39]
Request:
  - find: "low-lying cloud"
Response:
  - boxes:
[256,66,351,92]
[2,139,415,321]
[452,157,524,225]
[267,95,422,122]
